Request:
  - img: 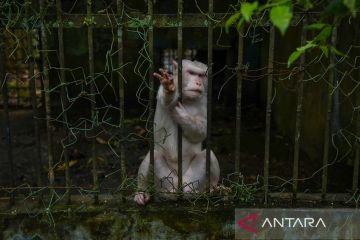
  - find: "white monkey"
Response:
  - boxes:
[134,60,220,205]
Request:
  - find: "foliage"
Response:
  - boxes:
[83,16,97,26]
[226,0,360,67]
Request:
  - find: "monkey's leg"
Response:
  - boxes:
[134,151,178,205]
[134,151,151,205]
[183,150,220,193]
[153,153,179,192]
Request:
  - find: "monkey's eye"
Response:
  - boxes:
[188,70,196,75]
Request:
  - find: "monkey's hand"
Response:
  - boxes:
[172,102,206,143]
[153,68,176,94]
[134,191,150,205]
[172,101,188,120]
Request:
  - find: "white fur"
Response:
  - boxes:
[134,60,220,205]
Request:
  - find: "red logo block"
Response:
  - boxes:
[237,213,258,233]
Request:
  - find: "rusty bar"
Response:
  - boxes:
[264,26,275,203]
[292,17,307,197]
[86,0,99,204]
[117,0,126,190]
[56,0,71,204]
[15,52,21,107]
[235,26,244,173]
[353,23,360,194]
[26,1,42,188]
[39,0,55,194]
[44,13,306,29]
[354,86,360,193]
[177,0,183,193]
[269,192,352,202]
[206,0,214,192]
[147,0,155,189]
[0,30,15,205]
[322,27,337,198]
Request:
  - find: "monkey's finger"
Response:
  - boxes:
[144,193,150,202]
[159,68,170,79]
[159,68,166,77]
[176,101,184,108]
[168,85,176,92]
[153,73,164,82]
[167,76,174,84]
[135,194,145,205]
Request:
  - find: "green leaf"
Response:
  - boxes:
[305,23,327,30]
[270,5,293,35]
[225,12,241,33]
[314,26,332,42]
[296,41,316,52]
[288,50,303,67]
[330,47,347,57]
[241,2,258,22]
[319,45,329,57]
[343,0,357,16]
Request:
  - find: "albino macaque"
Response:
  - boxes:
[134,60,220,205]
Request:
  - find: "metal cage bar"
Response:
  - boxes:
[352,24,360,194]
[86,0,99,204]
[235,26,244,173]
[56,0,71,203]
[292,17,307,197]
[322,26,337,198]
[0,30,15,205]
[117,0,126,192]
[39,0,55,195]
[48,13,307,29]
[206,0,214,192]
[26,2,42,189]
[264,26,275,203]
[354,86,360,193]
[177,0,183,193]
[147,0,155,189]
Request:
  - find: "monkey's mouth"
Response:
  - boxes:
[187,89,202,94]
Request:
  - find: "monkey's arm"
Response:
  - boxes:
[171,102,206,143]
[157,85,179,108]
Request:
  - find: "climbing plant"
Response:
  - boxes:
[226,0,360,66]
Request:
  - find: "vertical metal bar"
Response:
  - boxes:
[177,0,183,193]
[264,26,275,203]
[354,83,360,193]
[86,0,98,203]
[56,0,71,204]
[235,26,244,173]
[39,0,55,193]
[147,0,155,191]
[117,0,126,189]
[26,1,42,188]
[15,51,21,107]
[206,0,213,192]
[0,30,15,205]
[292,18,307,197]
[322,27,337,198]
[353,22,360,194]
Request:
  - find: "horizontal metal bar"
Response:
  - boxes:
[15,13,308,28]
[269,192,353,202]
[0,192,354,212]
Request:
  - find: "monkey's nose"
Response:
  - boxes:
[195,81,201,86]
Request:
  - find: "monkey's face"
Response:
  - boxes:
[182,65,207,100]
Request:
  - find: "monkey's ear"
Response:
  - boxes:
[172,60,178,72]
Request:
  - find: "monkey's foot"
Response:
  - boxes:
[134,192,150,205]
